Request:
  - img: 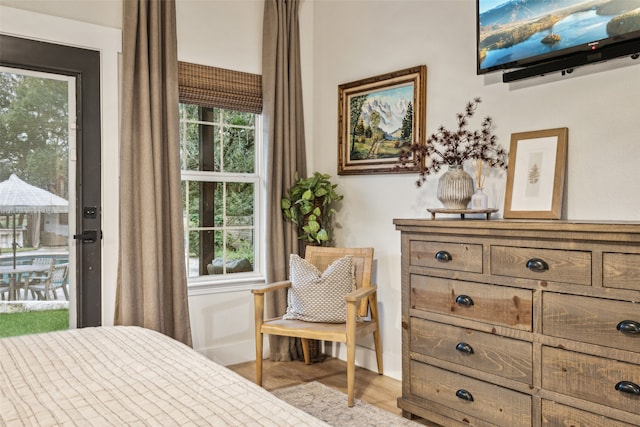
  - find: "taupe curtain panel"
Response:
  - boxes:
[115,0,192,347]
[262,0,307,361]
[178,62,262,114]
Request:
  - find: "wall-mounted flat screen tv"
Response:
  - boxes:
[477,0,640,80]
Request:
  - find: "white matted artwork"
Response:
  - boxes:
[503,128,568,219]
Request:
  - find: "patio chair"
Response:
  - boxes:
[29,263,69,301]
[31,257,55,268]
[0,278,9,300]
[29,258,55,280]
[25,258,55,300]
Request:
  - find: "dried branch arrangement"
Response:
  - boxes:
[398,98,508,187]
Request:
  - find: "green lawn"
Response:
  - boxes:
[0,309,69,338]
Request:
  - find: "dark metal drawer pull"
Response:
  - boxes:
[435,250,452,263]
[615,381,640,395]
[455,342,474,354]
[455,295,474,306]
[455,389,474,401]
[616,320,640,335]
[526,258,549,272]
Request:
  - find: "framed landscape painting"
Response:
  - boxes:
[337,65,427,175]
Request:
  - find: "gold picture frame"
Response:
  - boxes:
[503,127,568,219]
[337,65,426,175]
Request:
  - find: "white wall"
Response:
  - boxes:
[0,0,121,29]
[3,0,640,380]
[312,0,640,380]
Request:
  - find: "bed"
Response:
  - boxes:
[0,326,328,426]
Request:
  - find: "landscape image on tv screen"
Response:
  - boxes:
[478,0,640,73]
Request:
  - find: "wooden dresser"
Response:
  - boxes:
[393,219,640,427]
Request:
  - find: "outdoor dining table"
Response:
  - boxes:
[0,264,51,301]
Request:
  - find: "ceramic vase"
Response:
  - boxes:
[437,165,474,209]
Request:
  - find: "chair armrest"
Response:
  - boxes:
[251,280,292,295]
[344,284,377,303]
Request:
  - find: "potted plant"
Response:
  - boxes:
[281,172,343,245]
[397,97,508,209]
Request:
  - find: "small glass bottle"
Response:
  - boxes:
[471,187,488,210]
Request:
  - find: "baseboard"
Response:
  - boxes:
[196,339,258,367]
[323,342,401,381]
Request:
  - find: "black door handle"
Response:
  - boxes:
[73,230,99,243]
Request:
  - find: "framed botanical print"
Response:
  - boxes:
[503,127,568,219]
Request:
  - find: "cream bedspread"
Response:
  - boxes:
[0,326,328,426]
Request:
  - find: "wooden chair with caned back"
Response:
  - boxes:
[252,246,382,407]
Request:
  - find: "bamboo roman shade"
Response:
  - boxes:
[178,61,262,114]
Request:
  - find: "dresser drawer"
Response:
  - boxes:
[411,275,533,331]
[542,400,636,427]
[410,361,531,426]
[491,246,591,286]
[543,293,640,353]
[410,318,533,383]
[409,240,482,273]
[603,252,640,291]
[542,347,640,416]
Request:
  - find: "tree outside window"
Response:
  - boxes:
[179,104,260,280]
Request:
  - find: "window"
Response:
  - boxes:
[180,104,261,282]
[178,62,263,284]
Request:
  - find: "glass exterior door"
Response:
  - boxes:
[0,34,103,334]
[0,67,76,335]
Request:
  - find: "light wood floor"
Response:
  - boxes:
[228,356,437,426]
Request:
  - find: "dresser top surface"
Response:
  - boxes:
[393,219,640,241]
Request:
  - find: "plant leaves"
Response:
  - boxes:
[316,229,328,241]
[300,203,313,215]
[315,187,328,197]
[304,220,320,233]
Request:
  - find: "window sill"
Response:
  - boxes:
[187,275,266,296]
